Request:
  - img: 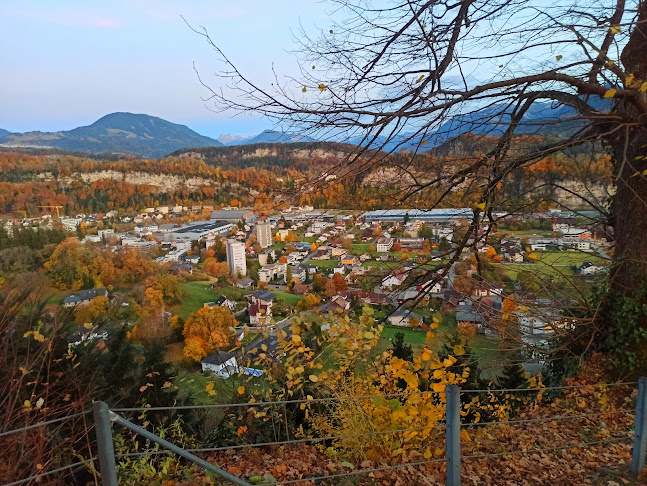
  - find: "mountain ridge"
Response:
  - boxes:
[0,113,223,158]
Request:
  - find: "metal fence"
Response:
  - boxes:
[2,378,645,486]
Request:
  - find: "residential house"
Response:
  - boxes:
[471,281,504,297]
[258,262,287,283]
[248,290,276,308]
[289,264,307,283]
[248,303,272,326]
[579,261,605,276]
[258,250,277,266]
[340,254,359,266]
[381,269,408,290]
[387,308,424,327]
[200,351,239,378]
[292,284,310,295]
[235,277,254,289]
[168,263,193,275]
[322,295,350,314]
[376,237,394,252]
[204,296,237,312]
[63,288,108,308]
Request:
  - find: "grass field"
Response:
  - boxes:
[305,259,339,269]
[269,290,304,306]
[173,282,217,319]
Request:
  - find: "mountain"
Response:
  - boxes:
[0,128,10,141]
[0,113,223,158]
[217,133,253,145]
[233,130,316,145]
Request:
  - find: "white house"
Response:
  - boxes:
[200,351,239,378]
[376,237,394,252]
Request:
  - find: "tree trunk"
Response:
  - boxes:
[609,0,647,294]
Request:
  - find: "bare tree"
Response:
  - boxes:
[191,0,647,359]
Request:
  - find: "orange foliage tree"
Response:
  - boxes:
[183,306,237,361]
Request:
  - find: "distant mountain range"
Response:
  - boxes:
[0,97,610,158]
[0,113,223,158]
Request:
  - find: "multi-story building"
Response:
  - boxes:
[226,239,247,277]
[256,220,272,248]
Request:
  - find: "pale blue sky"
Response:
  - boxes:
[0,1,328,138]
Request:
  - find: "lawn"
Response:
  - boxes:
[305,259,339,269]
[269,290,304,306]
[173,281,218,319]
[350,243,374,255]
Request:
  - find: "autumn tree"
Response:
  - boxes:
[74,295,110,326]
[183,306,237,361]
[203,257,231,276]
[312,274,328,294]
[296,293,321,311]
[200,0,647,369]
[44,238,93,289]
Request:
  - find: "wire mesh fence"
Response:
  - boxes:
[0,379,642,485]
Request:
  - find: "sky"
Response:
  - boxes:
[0,1,328,138]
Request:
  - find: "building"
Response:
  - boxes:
[226,239,247,277]
[387,308,424,327]
[162,221,234,241]
[258,263,287,283]
[256,220,272,248]
[63,288,108,308]
[361,208,472,224]
[377,237,394,252]
[200,351,239,378]
[210,209,256,223]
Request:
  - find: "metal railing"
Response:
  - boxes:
[1,378,643,485]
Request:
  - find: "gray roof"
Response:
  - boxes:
[201,351,237,366]
[456,310,483,323]
[210,209,255,221]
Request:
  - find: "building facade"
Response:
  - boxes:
[256,220,272,248]
[226,239,247,277]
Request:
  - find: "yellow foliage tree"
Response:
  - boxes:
[74,295,110,326]
[183,306,237,361]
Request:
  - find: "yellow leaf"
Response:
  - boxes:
[312,65,315,70]
[453,345,465,356]
[415,74,425,83]
[302,86,307,93]
[423,449,432,459]
[555,55,562,61]
[309,374,319,382]
[496,181,503,190]
[83,323,92,329]
[23,400,32,410]
[606,59,615,66]
[432,369,444,379]
[460,429,471,442]
[603,88,617,98]
[32,331,45,343]
[307,395,313,401]
[208,390,216,396]
[432,383,445,393]
[625,74,635,86]
[139,385,148,392]
[476,202,486,210]
[363,331,374,339]
[261,344,268,351]
[162,381,172,388]
[609,25,621,34]
[205,382,214,393]
[318,83,327,91]
[36,463,44,470]
[435,448,444,456]
[640,82,647,93]
[421,349,432,361]
[237,386,245,395]
[35,397,44,409]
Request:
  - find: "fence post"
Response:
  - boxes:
[446,384,461,486]
[632,377,647,476]
[93,401,118,486]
